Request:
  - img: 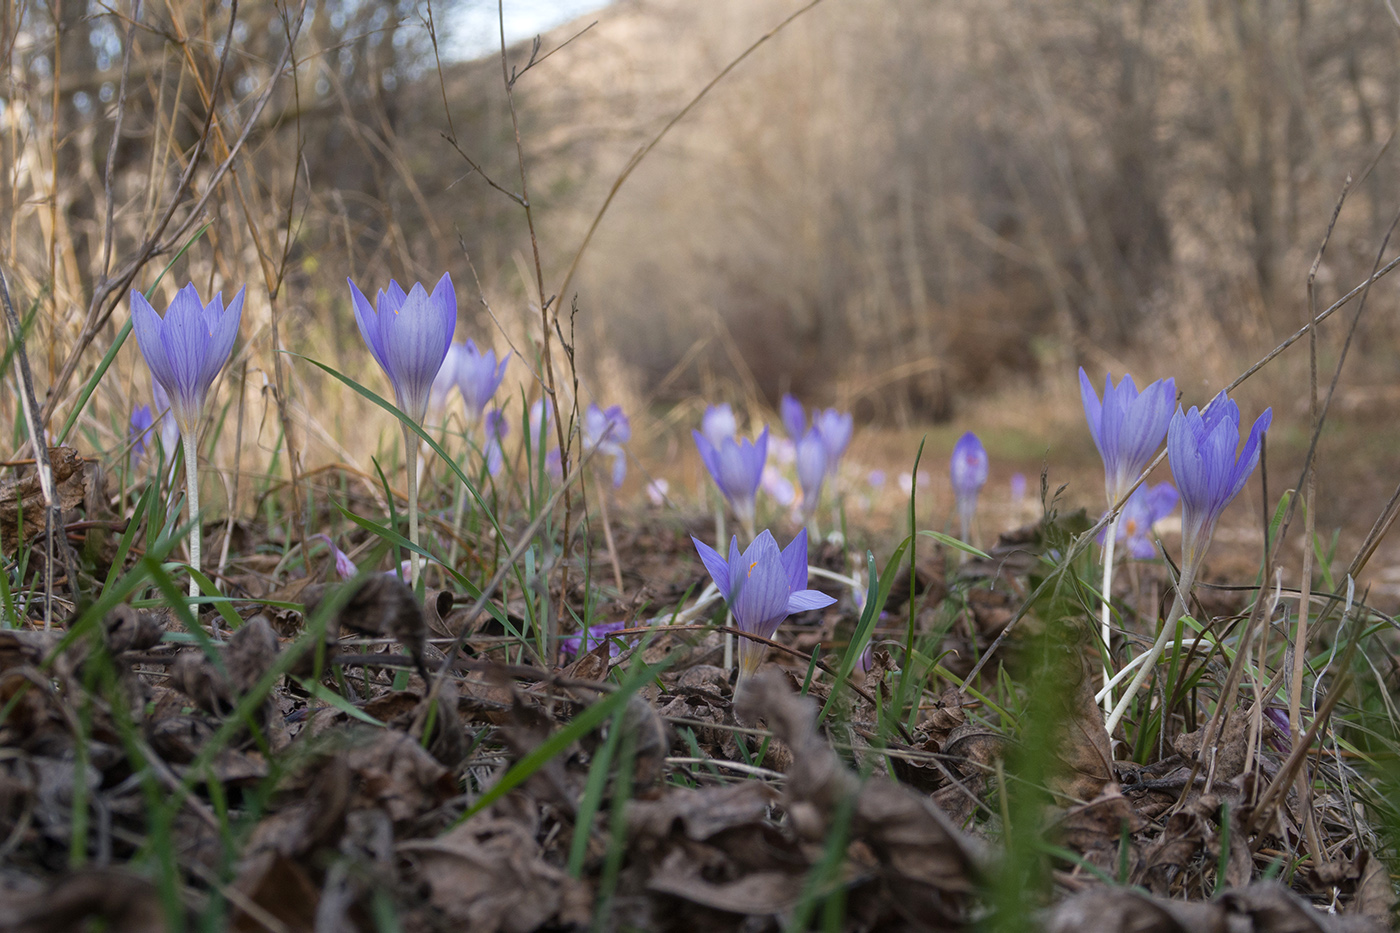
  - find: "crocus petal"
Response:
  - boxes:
[693,536,732,597]
[1079,368,1103,452]
[732,533,790,638]
[787,589,836,614]
[348,278,391,375]
[779,527,809,593]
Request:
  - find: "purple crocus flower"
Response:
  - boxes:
[428,341,466,417]
[129,406,154,462]
[584,403,630,487]
[780,394,806,439]
[701,404,738,448]
[692,529,836,680]
[1098,481,1179,559]
[795,427,827,520]
[483,409,508,476]
[347,273,456,424]
[761,465,795,508]
[812,408,853,476]
[456,339,510,423]
[1010,472,1027,502]
[311,533,359,581]
[130,283,245,439]
[693,427,769,529]
[1079,368,1177,506]
[527,399,553,452]
[950,431,989,537]
[1167,392,1271,572]
[559,620,633,660]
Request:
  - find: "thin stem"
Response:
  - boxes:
[402,423,421,589]
[1104,563,1197,736]
[183,432,201,600]
[1099,511,1121,713]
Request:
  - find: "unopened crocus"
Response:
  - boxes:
[428,341,466,418]
[1168,392,1272,575]
[694,427,769,534]
[1098,482,1178,559]
[813,408,853,476]
[692,529,835,681]
[312,533,359,581]
[483,409,508,476]
[347,273,456,587]
[129,406,154,464]
[701,404,738,448]
[795,427,827,522]
[584,403,630,487]
[646,478,670,507]
[456,339,510,423]
[780,394,806,439]
[131,283,245,597]
[950,432,988,541]
[1105,391,1272,736]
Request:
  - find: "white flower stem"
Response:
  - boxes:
[1099,511,1121,713]
[402,424,421,589]
[183,432,201,601]
[1104,563,1197,737]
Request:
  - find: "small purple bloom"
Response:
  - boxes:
[456,339,510,422]
[483,409,508,476]
[584,403,630,487]
[1098,481,1178,559]
[1167,392,1271,572]
[812,408,853,476]
[795,427,827,520]
[867,469,887,489]
[527,399,553,452]
[692,529,836,680]
[856,643,874,674]
[646,478,670,506]
[1010,472,1027,502]
[428,341,466,416]
[348,273,457,425]
[1080,368,1176,506]
[951,432,988,539]
[694,427,769,528]
[130,283,245,439]
[311,533,359,581]
[701,404,738,448]
[760,465,795,508]
[129,406,154,462]
[780,394,806,439]
[559,619,633,660]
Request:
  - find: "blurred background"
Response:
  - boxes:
[4,0,1400,579]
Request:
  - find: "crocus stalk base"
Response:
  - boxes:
[402,424,421,589]
[183,432,201,601]
[1099,510,1121,713]
[1103,563,1197,737]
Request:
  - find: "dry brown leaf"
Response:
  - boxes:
[1047,640,1114,803]
[645,847,805,916]
[344,729,455,824]
[400,817,589,932]
[1044,884,1225,933]
[0,868,166,933]
[0,447,86,556]
[735,671,981,926]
